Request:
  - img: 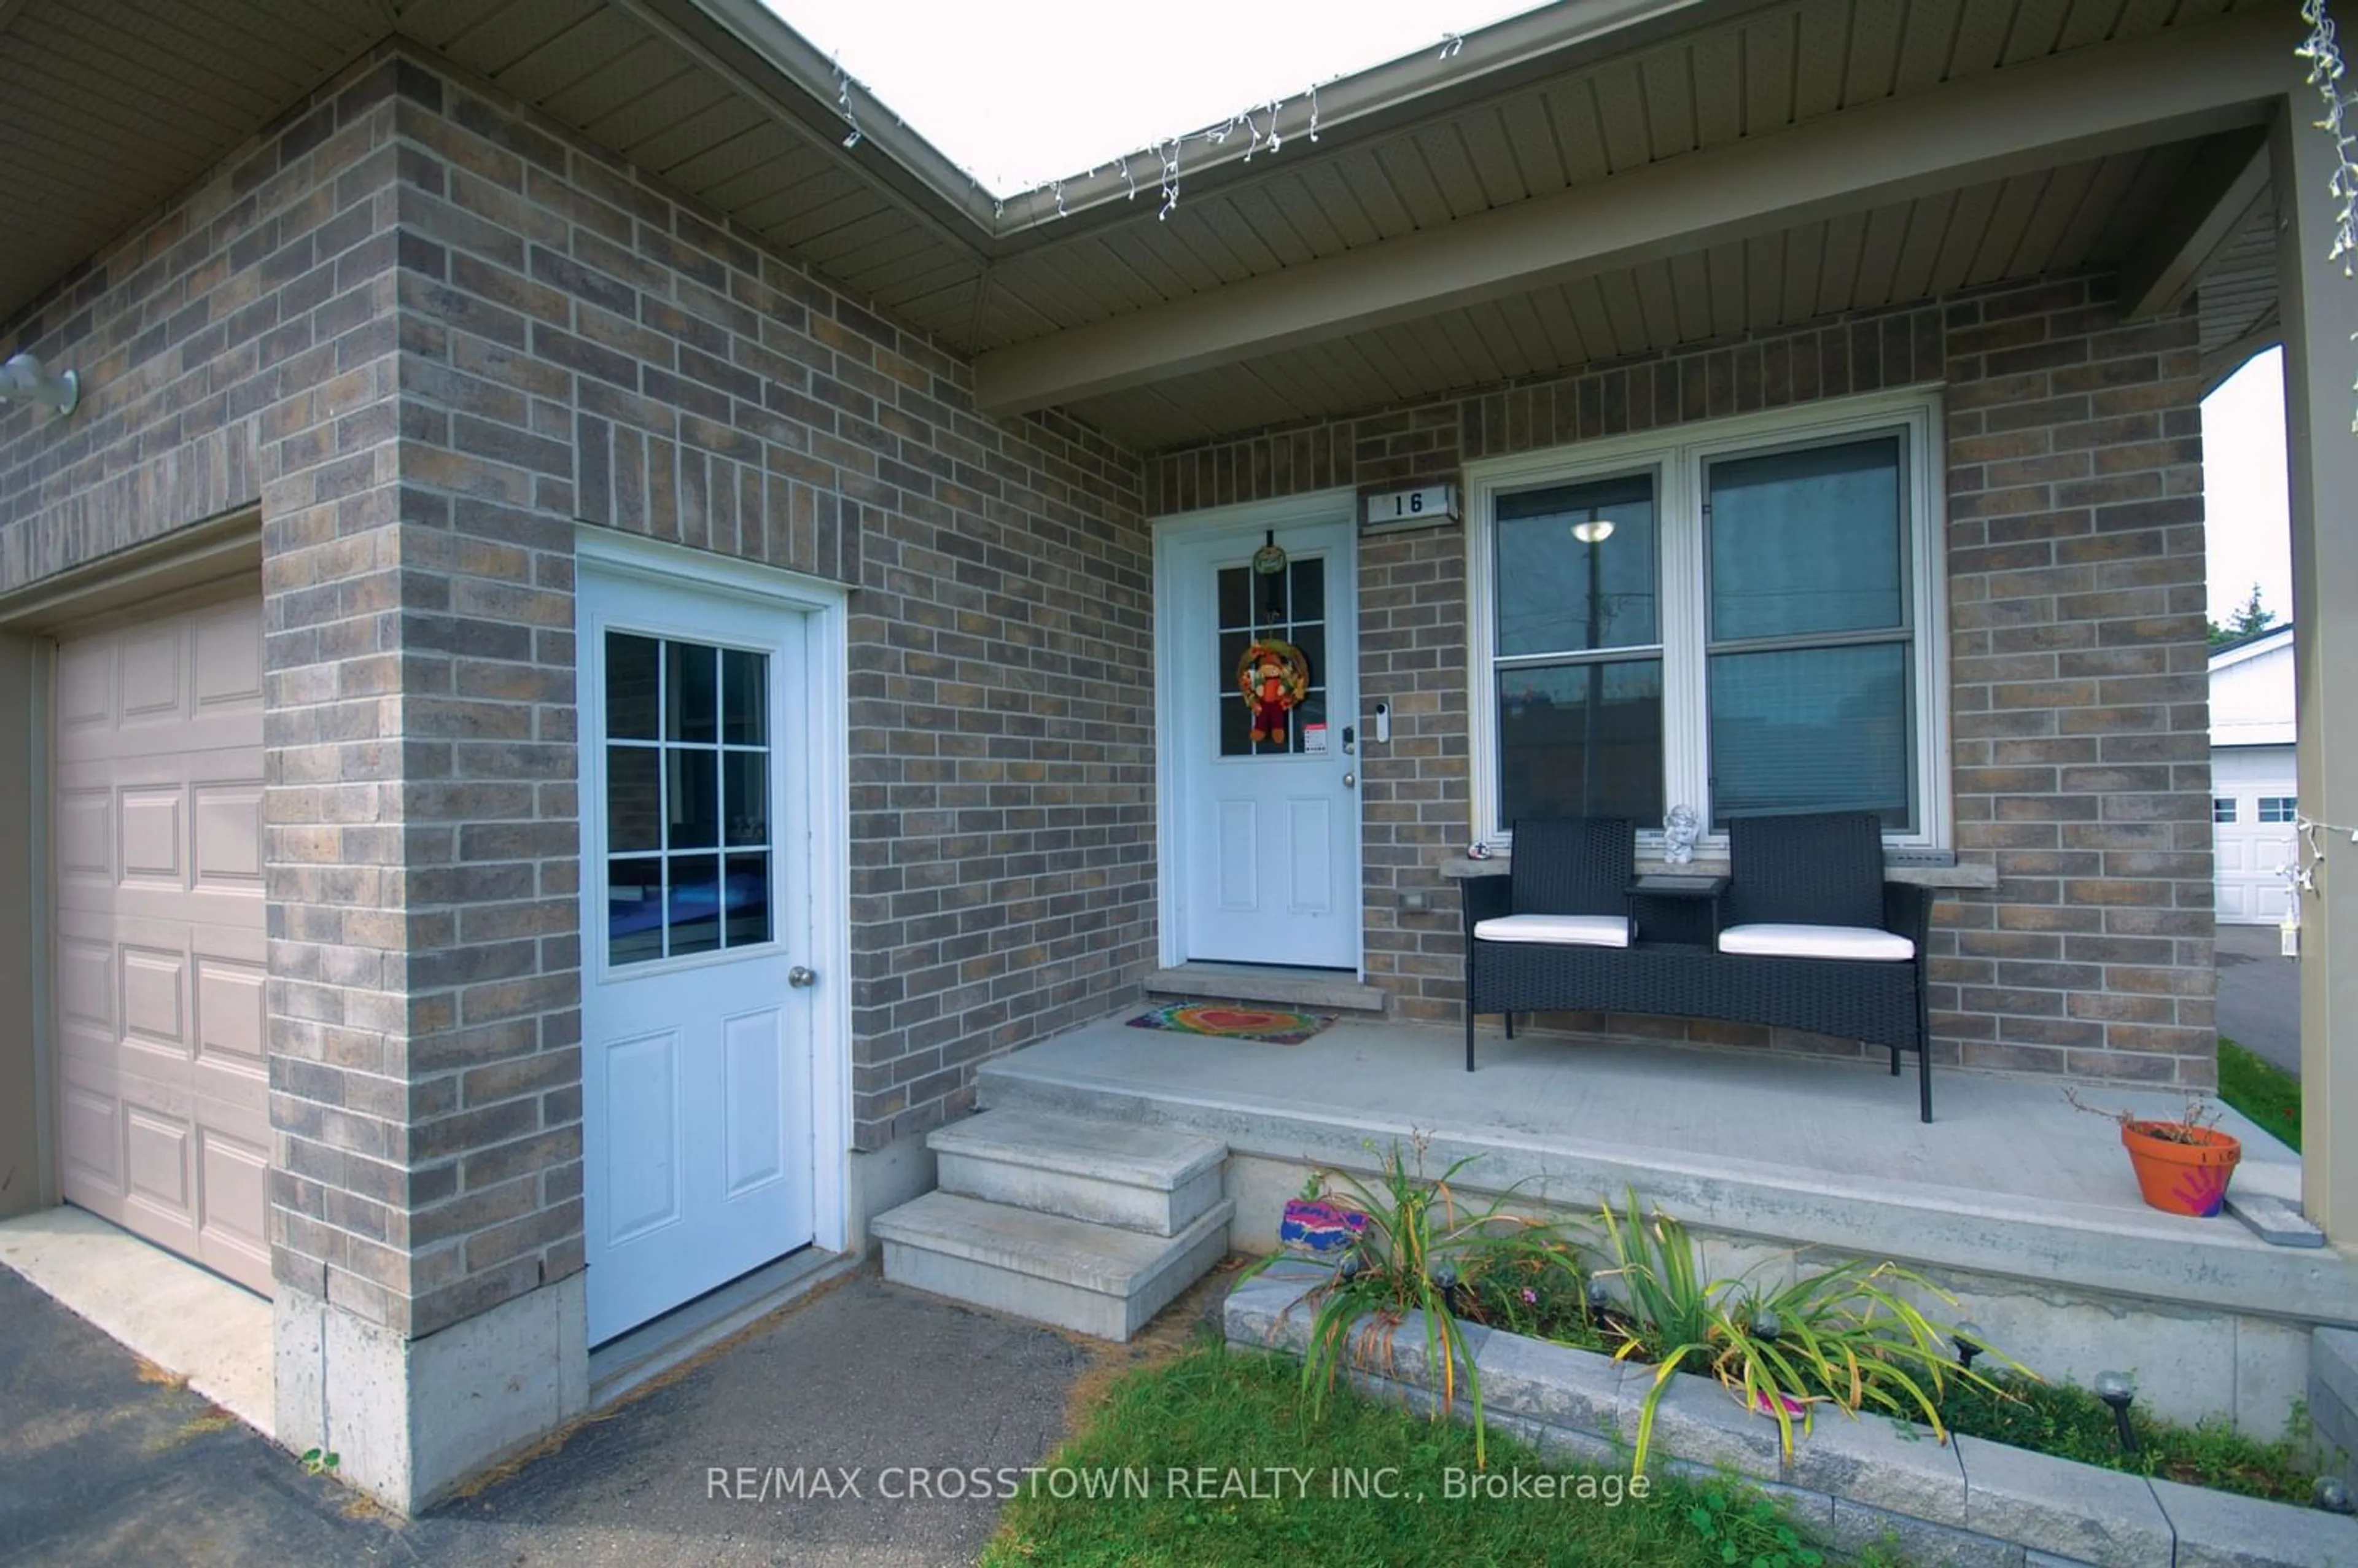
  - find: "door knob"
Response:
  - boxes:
[788,966,817,988]
[1342,772,1356,789]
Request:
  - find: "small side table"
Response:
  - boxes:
[1626,872,1729,945]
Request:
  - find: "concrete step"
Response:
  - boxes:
[930,1111,1227,1236]
[1144,963,1388,1014]
[873,1190,1234,1343]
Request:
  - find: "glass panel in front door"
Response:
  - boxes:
[1218,557,1326,758]
[605,631,774,965]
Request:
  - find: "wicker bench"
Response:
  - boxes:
[1461,812,1937,1120]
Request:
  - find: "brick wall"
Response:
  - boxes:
[1143,282,2215,1085]
[390,58,1158,1169]
[1940,276,2212,1085]
[1,41,1156,1343]
[0,48,444,1333]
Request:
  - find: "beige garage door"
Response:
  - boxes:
[53,594,270,1296]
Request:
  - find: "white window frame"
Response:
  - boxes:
[1465,386,1951,857]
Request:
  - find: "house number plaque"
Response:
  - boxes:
[1361,483,1460,534]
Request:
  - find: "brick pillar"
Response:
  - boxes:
[264,55,586,1513]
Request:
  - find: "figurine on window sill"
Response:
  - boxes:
[1663,804,1702,866]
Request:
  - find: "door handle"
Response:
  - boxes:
[788,966,817,988]
[1342,772,1356,789]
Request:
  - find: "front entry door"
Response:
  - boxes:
[1171,514,1360,969]
[578,564,815,1345]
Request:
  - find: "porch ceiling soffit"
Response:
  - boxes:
[0,0,1756,340]
[0,0,390,330]
[2117,125,2272,322]
[968,8,2296,422]
[535,0,1793,350]
[1054,134,2218,450]
[2195,193,2286,392]
[0,0,2286,364]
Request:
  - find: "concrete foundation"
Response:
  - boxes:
[844,1130,940,1257]
[989,1017,2350,1438]
[274,1271,588,1514]
[2312,1327,2358,1487]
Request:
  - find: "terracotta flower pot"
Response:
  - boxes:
[2120,1121,2241,1217]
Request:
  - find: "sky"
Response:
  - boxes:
[769,2,2295,624]
[2201,348,2294,631]
[766,0,1535,195]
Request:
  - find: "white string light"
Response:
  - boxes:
[976,23,1484,225]
[1158,136,1183,220]
[2297,0,2358,429]
[833,57,864,149]
[2279,812,2358,898]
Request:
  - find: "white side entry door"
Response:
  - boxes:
[577,563,817,1345]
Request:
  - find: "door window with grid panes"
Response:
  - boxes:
[1217,557,1328,757]
[603,631,774,964]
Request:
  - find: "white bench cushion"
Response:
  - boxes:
[1473,913,1631,948]
[1718,923,1914,961]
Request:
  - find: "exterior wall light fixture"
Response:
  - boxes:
[1,352,79,416]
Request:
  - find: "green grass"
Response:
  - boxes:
[982,1337,1877,1568]
[1931,1373,2315,1503]
[2219,1037,2302,1152]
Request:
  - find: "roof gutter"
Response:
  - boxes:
[658,0,1006,235]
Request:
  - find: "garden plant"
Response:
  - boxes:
[1261,1141,2322,1502]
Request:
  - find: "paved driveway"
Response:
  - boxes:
[2216,922,2300,1078]
[0,1263,1095,1567]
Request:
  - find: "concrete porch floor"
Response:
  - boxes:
[978,1014,2351,1338]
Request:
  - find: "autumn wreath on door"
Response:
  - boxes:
[1236,635,1312,745]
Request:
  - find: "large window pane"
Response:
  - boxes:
[1497,659,1664,825]
[1710,643,1912,827]
[1495,474,1657,656]
[1708,437,1904,641]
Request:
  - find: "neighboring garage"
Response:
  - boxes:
[50,590,270,1295]
[2209,624,2299,927]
